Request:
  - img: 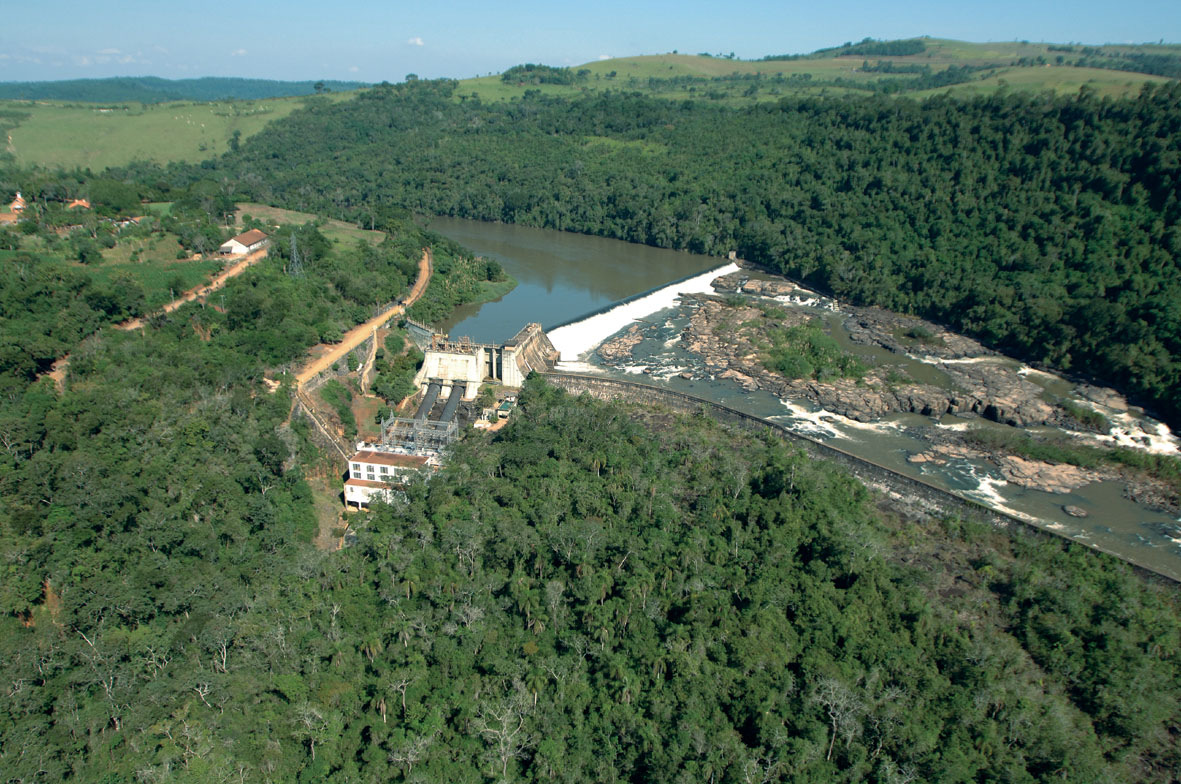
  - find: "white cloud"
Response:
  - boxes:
[598,54,611,60]
[97,48,121,55]
[349,65,359,73]
[231,48,248,56]
[407,36,424,46]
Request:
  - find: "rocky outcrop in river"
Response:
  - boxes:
[676,295,1057,427]
[595,269,1179,509]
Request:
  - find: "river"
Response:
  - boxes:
[428,217,1181,580]
[429,216,722,343]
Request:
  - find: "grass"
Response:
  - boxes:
[88,257,223,310]
[2,92,356,170]
[350,395,385,442]
[470,276,518,303]
[910,65,1172,99]
[5,226,223,310]
[99,232,186,265]
[457,39,1171,104]
[235,202,386,247]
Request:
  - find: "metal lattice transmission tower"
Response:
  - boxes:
[288,232,303,277]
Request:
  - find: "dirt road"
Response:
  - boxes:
[116,247,269,331]
[295,248,432,389]
[38,248,268,391]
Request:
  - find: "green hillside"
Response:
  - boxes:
[461,37,1177,103]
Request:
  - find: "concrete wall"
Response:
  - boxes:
[415,349,484,398]
[413,324,558,395]
[542,372,1177,585]
[504,323,559,386]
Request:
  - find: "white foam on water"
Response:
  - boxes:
[622,365,648,375]
[769,398,915,442]
[933,356,1008,366]
[553,360,602,374]
[663,334,682,348]
[651,365,690,382]
[1068,402,1181,456]
[961,471,1038,522]
[1017,365,1060,381]
[771,292,839,311]
[771,399,845,440]
[548,263,740,362]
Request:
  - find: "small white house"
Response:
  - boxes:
[218,228,269,256]
[344,449,430,508]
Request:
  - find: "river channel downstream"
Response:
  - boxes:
[428,216,1181,580]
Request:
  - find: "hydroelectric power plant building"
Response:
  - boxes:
[344,322,558,507]
[412,322,559,397]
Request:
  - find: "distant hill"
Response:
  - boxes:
[0,76,368,103]
[463,37,1179,103]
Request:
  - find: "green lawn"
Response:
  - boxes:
[910,65,1174,99]
[4,228,224,311]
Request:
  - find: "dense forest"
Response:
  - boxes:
[160,79,1180,425]
[0,77,367,103]
[3,365,1180,781]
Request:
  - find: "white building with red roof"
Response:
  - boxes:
[344,449,431,507]
[218,228,270,256]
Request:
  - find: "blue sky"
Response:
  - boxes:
[2,0,1179,82]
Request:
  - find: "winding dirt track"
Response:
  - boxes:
[116,247,269,331]
[295,248,432,389]
[40,245,429,394]
[38,248,269,391]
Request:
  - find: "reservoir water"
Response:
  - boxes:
[429,217,1181,581]
[428,216,722,342]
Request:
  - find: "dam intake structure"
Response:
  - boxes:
[375,323,559,456]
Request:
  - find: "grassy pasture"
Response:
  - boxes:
[88,257,224,309]
[1,238,223,311]
[910,65,1174,99]
[235,202,386,247]
[1,39,1171,172]
[460,38,1172,104]
[3,92,355,170]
